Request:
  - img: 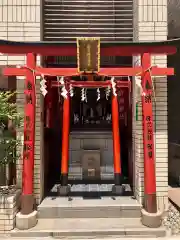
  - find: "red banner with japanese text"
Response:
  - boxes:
[118,88,129,128]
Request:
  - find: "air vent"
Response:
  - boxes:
[43,0,133,42]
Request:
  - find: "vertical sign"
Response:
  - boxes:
[23,54,36,197]
[45,78,52,128]
[141,53,157,213]
[119,89,125,120]
[118,88,128,127]
[77,37,100,73]
[21,53,36,215]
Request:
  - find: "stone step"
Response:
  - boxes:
[51,184,132,194]
[10,218,166,238]
[38,196,141,219]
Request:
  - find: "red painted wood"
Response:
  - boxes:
[2,49,174,198]
[51,80,131,88]
[98,67,174,76]
[22,53,36,196]
[0,44,176,56]
[101,46,177,56]
[3,66,174,77]
[112,94,122,174]
[141,53,157,213]
[0,45,77,56]
[3,67,79,76]
[61,85,70,175]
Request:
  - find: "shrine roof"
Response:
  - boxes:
[1,38,180,46]
[0,38,179,55]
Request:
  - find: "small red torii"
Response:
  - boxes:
[0,39,175,217]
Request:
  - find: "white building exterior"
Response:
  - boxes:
[0,0,169,232]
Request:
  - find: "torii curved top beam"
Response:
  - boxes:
[0,38,179,56]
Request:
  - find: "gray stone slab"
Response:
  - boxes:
[39,196,141,207]
[124,228,166,237]
[51,184,132,193]
[9,218,167,238]
[37,196,141,219]
[68,131,114,180]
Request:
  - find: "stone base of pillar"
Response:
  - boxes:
[112,185,125,196]
[16,211,38,230]
[21,194,35,215]
[57,184,71,196]
[141,208,162,228]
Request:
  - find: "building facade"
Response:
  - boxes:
[0,0,170,232]
[168,0,180,185]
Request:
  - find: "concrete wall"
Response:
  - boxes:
[69,132,114,180]
[167,0,180,186]
[167,34,180,183]
[168,0,180,38]
[0,0,43,204]
[133,0,168,211]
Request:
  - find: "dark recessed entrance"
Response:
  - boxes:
[43,71,133,198]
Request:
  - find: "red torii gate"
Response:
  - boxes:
[0,39,176,217]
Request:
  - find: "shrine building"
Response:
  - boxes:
[0,0,179,236]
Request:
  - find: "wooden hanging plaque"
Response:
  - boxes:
[77,37,100,73]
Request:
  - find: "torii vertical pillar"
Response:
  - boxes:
[58,83,71,196]
[111,92,124,195]
[141,53,157,213]
[21,53,36,215]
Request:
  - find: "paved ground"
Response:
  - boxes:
[169,186,180,208]
[39,195,140,207]
[0,236,180,240]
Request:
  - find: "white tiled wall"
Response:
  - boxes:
[0,0,43,204]
[133,0,168,211]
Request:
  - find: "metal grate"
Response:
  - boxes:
[43,0,133,42]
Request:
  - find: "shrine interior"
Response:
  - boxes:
[43,56,133,197]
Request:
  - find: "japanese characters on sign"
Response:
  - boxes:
[118,88,129,126]
[145,114,153,159]
[145,93,152,104]
[24,81,34,161]
[119,89,125,120]
[143,77,154,162]
[77,37,100,73]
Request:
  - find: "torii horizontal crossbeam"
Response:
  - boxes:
[51,80,131,88]
[3,67,174,77]
[0,45,177,56]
